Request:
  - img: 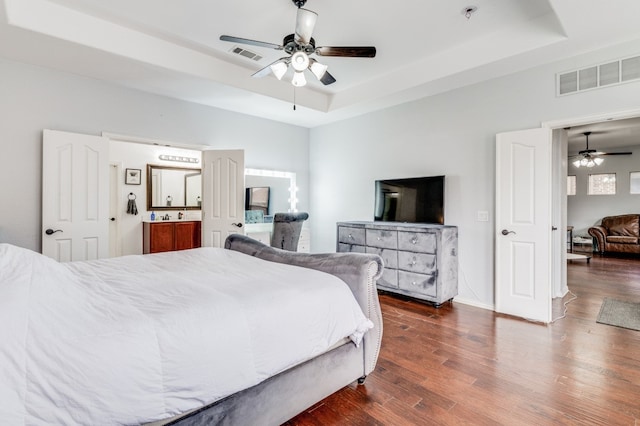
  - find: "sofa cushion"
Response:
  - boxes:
[603,215,639,237]
[606,235,638,244]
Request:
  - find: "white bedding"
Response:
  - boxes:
[0,244,373,425]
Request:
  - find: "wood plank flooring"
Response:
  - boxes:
[286,253,640,425]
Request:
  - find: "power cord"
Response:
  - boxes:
[551,289,578,323]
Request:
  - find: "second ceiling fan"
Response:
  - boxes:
[219,0,376,87]
[570,131,632,168]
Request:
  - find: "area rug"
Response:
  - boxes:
[596,298,640,331]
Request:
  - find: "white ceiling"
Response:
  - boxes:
[2,0,640,128]
[567,117,640,154]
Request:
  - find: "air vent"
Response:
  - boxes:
[557,54,640,96]
[230,46,263,62]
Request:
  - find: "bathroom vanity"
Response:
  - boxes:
[143,220,201,254]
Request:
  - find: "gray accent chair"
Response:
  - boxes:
[270,212,309,251]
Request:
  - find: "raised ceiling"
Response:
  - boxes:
[2,0,640,127]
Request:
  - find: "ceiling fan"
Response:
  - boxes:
[570,131,632,168]
[219,0,376,87]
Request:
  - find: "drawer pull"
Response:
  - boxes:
[411,238,417,244]
[348,234,353,239]
[411,260,417,265]
[377,237,381,241]
[411,281,419,286]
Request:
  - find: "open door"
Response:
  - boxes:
[42,130,109,262]
[495,128,552,323]
[201,150,245,247]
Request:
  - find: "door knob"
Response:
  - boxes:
[501,229,516,236]
[45,229,63,235]
[231,223,243,228]
[110,218,116,222]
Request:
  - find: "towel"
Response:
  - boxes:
[126,198,138,215]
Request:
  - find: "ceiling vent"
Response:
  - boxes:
[557,54,640,96]
[230,46,263,62]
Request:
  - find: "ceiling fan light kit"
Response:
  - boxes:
[219,0,376,88]
[270,60,289,80]
[292,71,307,87]
[570,131,632,168]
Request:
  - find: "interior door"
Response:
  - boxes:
[42,130,109,262]
[495,128,552,323]
[201,149,245,247]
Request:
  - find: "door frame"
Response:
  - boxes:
[541,108,640,301]
[109,162,123,258]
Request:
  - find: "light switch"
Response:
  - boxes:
[477,211,489,222]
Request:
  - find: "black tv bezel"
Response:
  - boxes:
[373,175,445,225]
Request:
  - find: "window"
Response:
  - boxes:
[567,175,576,196]
[630,172,640,194]
[588,173,616,195]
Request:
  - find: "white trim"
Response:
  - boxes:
[541,108,640,130]
[453,296,494,311]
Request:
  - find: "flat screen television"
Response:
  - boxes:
[374,176,444,224]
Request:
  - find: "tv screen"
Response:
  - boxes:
[374,176,444,224]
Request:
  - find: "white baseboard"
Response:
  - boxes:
[452,296,494,311]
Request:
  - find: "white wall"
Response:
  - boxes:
[567,144,640,237]
[309,39,640,309]
[0,57,309,251]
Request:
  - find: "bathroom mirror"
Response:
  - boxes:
[147,164,201,211]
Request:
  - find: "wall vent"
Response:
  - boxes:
[557,54,640,96]
[230,46,263,62]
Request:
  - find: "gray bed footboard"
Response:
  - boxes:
[148,236,384,426]
[224,234,384,377]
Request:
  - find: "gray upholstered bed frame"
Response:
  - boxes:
[148,234,384,426]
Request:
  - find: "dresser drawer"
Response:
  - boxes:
[366,246,398,269]
[378,268,398,289]
[366,229,397,249]
[398,231,436,253]
[338,242,366,253]
[338,226,365,245]
[397,251,436,274]
[398,271,437,297]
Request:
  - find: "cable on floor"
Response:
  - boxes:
[551,289,578,323]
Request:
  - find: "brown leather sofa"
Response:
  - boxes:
[588,214,640,254]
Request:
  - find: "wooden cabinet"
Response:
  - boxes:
[337,221,458,307]
[143,221,201,254]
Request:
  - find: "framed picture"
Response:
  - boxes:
[125,168,141,185]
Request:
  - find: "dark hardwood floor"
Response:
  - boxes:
[286,252,640,425]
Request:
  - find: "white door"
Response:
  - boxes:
[42,130,109,262]
[495,128,552,323]
[201,149,245,247]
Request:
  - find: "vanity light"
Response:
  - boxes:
[159,154,199,164]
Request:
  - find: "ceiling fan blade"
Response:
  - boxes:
[319,70,336,85]
[316,46,376,58]
[295,8,318,46]
[220,35,283,50]
[601,152,633,156]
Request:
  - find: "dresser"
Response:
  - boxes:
[336,221,458,306]
[143,220,202,254]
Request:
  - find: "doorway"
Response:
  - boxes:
[546,109,640,316]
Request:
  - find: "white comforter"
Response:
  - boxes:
[0,244,373,425]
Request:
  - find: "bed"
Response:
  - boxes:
[0,234,383,425]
